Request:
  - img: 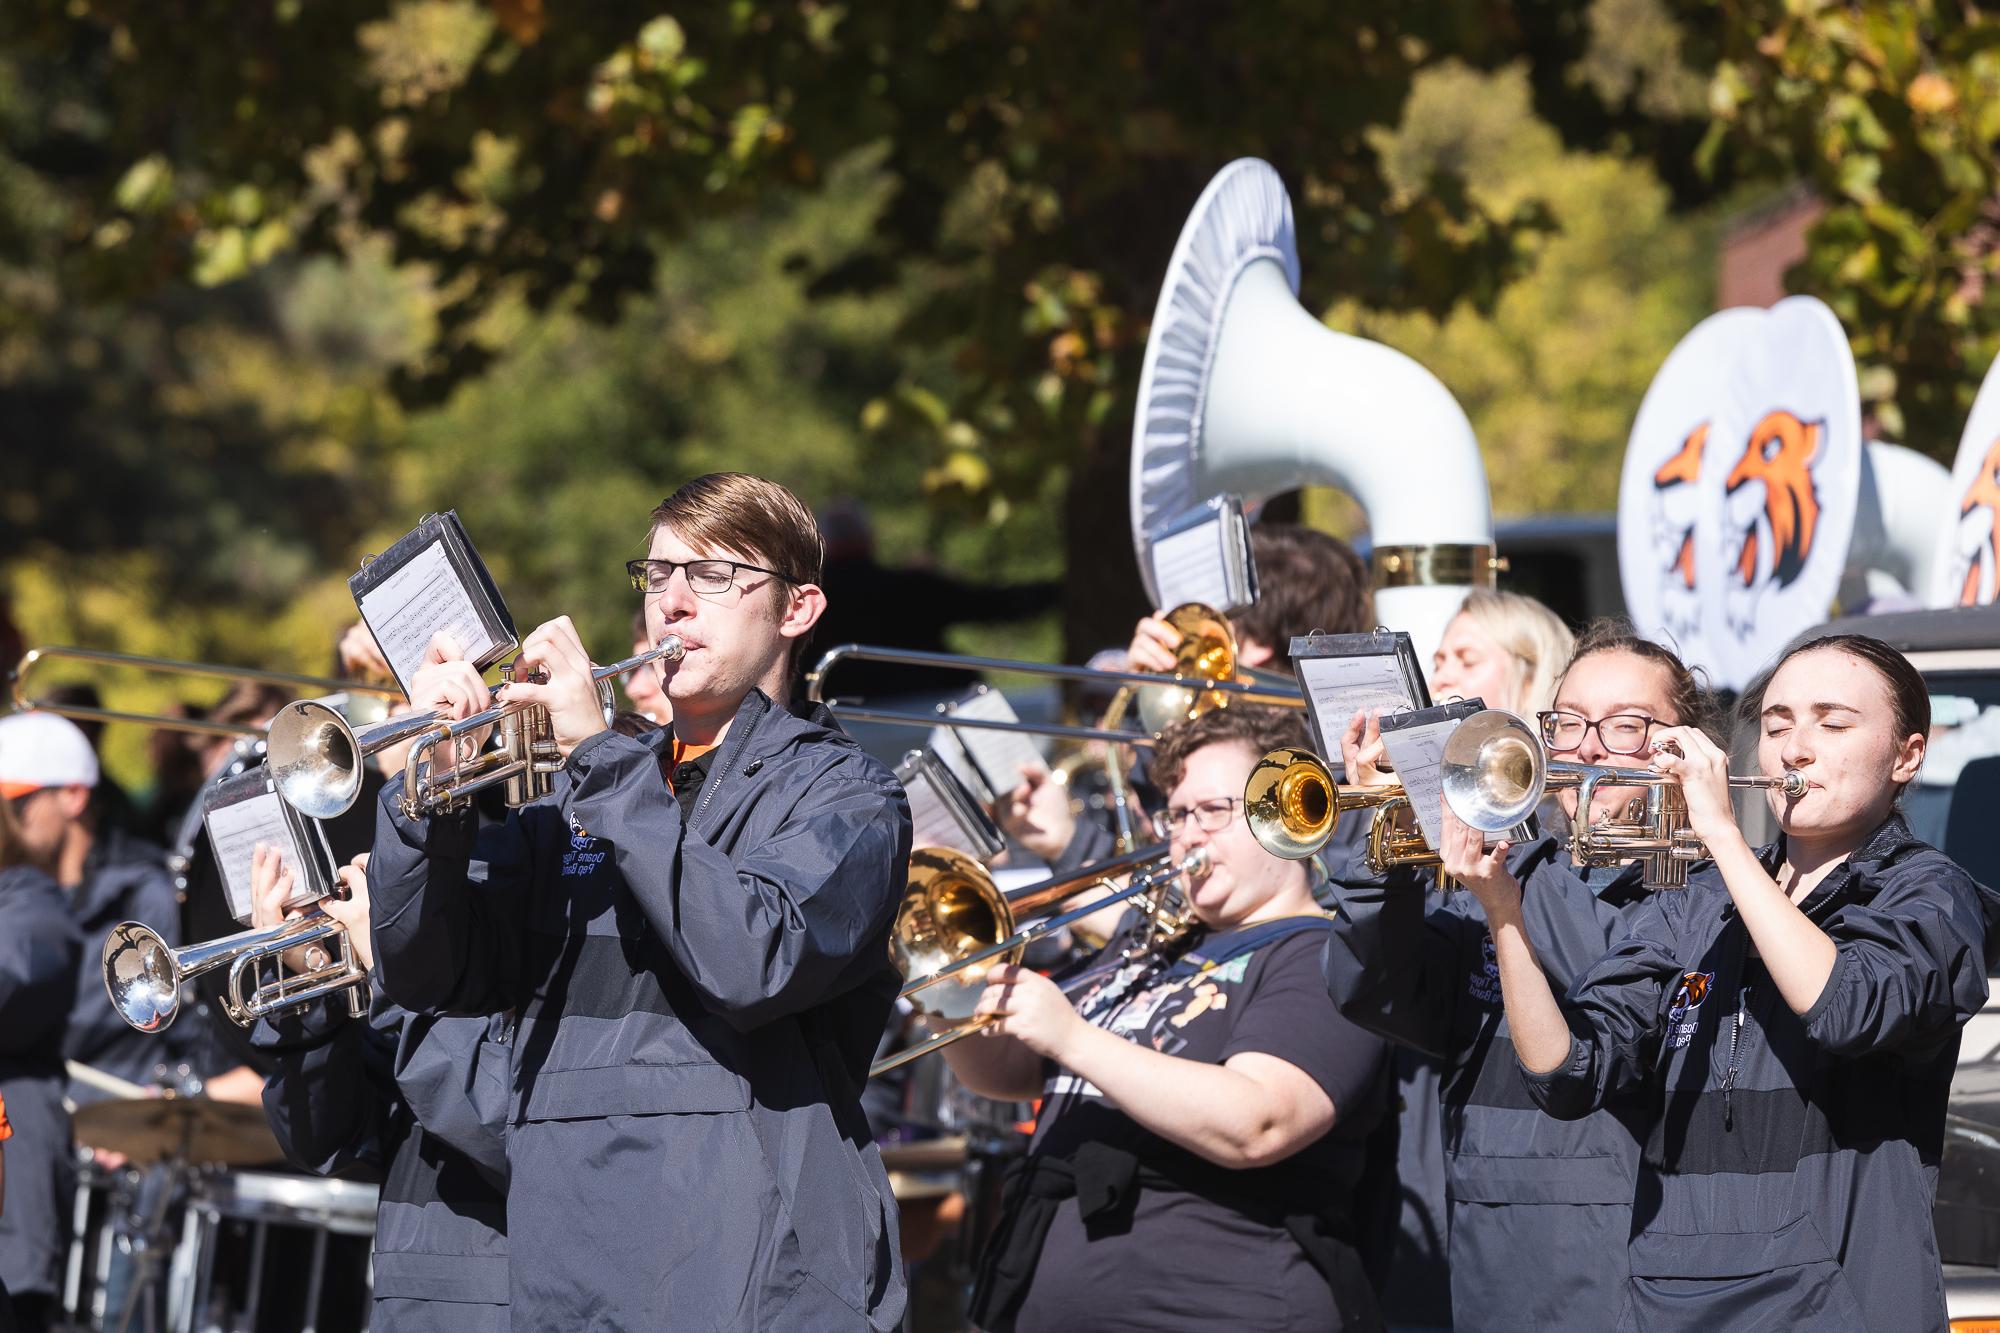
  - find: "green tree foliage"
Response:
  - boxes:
[2,0,1557,662]
[1579,0,2000,455]
[1338,62,1715,515]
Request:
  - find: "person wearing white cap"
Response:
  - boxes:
[0,765,83,1333]
[0,713,189,1103]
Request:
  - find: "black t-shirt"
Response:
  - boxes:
[1013,918,1389,1333]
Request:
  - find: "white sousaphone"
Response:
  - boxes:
[1128,158,1496,671]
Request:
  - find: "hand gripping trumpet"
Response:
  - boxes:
[103,910,367,1033]
[870,843,1208,1077]
[1439,708,1806,889]
[268,635,685,820]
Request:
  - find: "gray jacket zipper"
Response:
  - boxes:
[1721,984,1749,1131]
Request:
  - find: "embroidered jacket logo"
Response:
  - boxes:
[1666,970,1714,1049]
[561,811,606,876]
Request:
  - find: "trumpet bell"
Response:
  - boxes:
[104,922,182,1034]
[267,699,364,821]
[1440,709,1546,832]
[1245,746,1338,859]
[891,848,1020,1024]
[1134,604,1239,734]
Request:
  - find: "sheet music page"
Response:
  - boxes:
[901,768,979,855]
[205,789,318,923]
[356,539,500,694]
[946,689,1046,801]
[924,722,991,806]
[1150,517,1233,613]
[1376,718,1459,851]
[1293,653,1423,759]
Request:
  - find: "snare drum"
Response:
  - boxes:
[184,1170,378,1333]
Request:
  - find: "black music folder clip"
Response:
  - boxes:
[349,511,517,697]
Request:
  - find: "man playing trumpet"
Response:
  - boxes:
[367,473,911,1330]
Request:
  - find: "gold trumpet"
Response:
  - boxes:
[805,601,1303,748]
[1243,746,1439,871]
[103,911,367,1033]
[11,646,402,738]
[870,843,1207,1077]
[1440,708,1807,889]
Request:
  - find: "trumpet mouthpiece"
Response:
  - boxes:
[1780,770,1807,797]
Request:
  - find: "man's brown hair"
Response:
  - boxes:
[1150,703,1310,797]
[648,473,825,675]
[1232,524,1372,670]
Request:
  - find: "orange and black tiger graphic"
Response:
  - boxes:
[1953,436,2000,606]
[1650,422,1708,642]
[1653,423,1707,591]
[1722,410,1823,632]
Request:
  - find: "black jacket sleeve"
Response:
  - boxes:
[1518,894,1680,1121]
[369,790,527,1017]
[253,996,397,1180]
[1324,864,1478,1060]
[562,731,909,1032]
[0,868,83,1059]
[1802,849,1996,1060]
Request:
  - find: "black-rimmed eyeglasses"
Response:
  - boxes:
[1152,796,1242,839]
[626,558,800,597]
[1537,710,1663,756]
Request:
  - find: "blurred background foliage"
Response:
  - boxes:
[6,1,2000,793]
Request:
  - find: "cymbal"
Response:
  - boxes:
[72,1095,282,1168]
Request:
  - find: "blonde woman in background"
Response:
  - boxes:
[1430,589,1574,717]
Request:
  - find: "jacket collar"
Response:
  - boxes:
[653,688,855,837]
[1753,810,1921,919]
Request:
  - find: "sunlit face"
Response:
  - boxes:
[1162,742,1307,928]
[641,524,813,715]
[1432,612,1519,712]
[1548,650,1680,828]
[1757,647,1923,848]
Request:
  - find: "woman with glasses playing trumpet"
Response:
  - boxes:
[947,705,1390,1333]
[1469,633,1998,1333]
[1324,619,1700,1333]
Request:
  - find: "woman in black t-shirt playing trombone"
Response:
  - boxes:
[943,705,1391,1333]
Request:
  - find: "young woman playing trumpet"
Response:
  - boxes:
[1454,632,1998,1331]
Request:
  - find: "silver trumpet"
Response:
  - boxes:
[1440,708,1806,889]
[268,635,685,820]
[104,912,368,1033]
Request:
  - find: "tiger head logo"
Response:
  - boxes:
[1952,436,2000,606]
[1651,422,1708,642]
[1722,410,1823,633]
[1665,970,1715,1041]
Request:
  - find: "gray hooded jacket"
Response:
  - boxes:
[369,690,910,1331]
[255,986,510,1332]
[1523,813,1998,1331]
[1326,835,1653,1332]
